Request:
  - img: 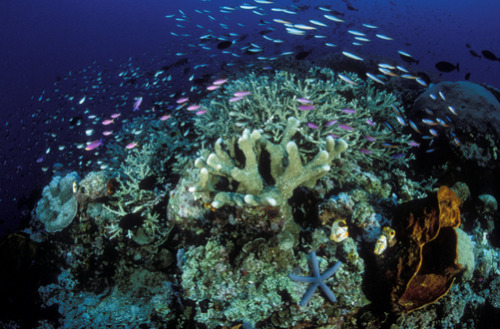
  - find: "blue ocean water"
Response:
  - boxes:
[1,0,500,327]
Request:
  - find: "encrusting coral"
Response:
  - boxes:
[36,172,79,233]
[191,117,348,220]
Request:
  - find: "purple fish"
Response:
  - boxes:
[364,136,376,142]
[297,98,312,104]
[85,138,103,151]
[298,105,315,111]
[207,85,219,91]
[307,122,319,129]
[328,133,339,138]
[338,124,354,131]
[133,97,143,111]
[324,120,338,127]
[233,91,251,97]
[366,119,375,127]
[341,108,356,114]
[360,149,372,154]
[213,78,228,85]
[229,96,244,102]
[187,104,201,111]
[408,141,420,147]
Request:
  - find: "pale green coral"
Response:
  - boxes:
[191,117,347,216]
[101,143,169,244]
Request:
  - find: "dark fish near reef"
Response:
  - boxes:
[295,50,311,60]
[435,61,459,72]
[481,50,498,61]
[465,73,471,80]
[217,40,232,50]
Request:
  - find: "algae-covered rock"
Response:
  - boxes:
[167,165,211,231]
[488,276,500,309]
[478,194,498,213]
[411,81,500,169]
[180,238,296,327]
[36,172,79,233]
[456,228,475,281]
[74,170,109,206]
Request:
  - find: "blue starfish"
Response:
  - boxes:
[288,251,342,307]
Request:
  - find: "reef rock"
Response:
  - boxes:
[74,171,109,206]
[410,82,500,184]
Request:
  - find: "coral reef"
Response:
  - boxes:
[11,62,500,329]
[74,171,109,205]
[38,268,175,328]
[35,171,79,233]
[104,109,195,177]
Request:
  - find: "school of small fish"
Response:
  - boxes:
[5,0,495,178]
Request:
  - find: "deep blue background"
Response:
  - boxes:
[1,0,499,235]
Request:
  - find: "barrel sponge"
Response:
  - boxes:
[36,171,79,233]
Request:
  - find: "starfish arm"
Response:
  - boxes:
[320,261,342,280]
[299,282,320,307]
[288,273,316,283]
[320,282,337,303]
[310,251,321,278]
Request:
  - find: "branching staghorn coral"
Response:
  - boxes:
[102,143,169,244]
[191,117,348,218]
[105,109,194,177]
[195,66,413,174]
